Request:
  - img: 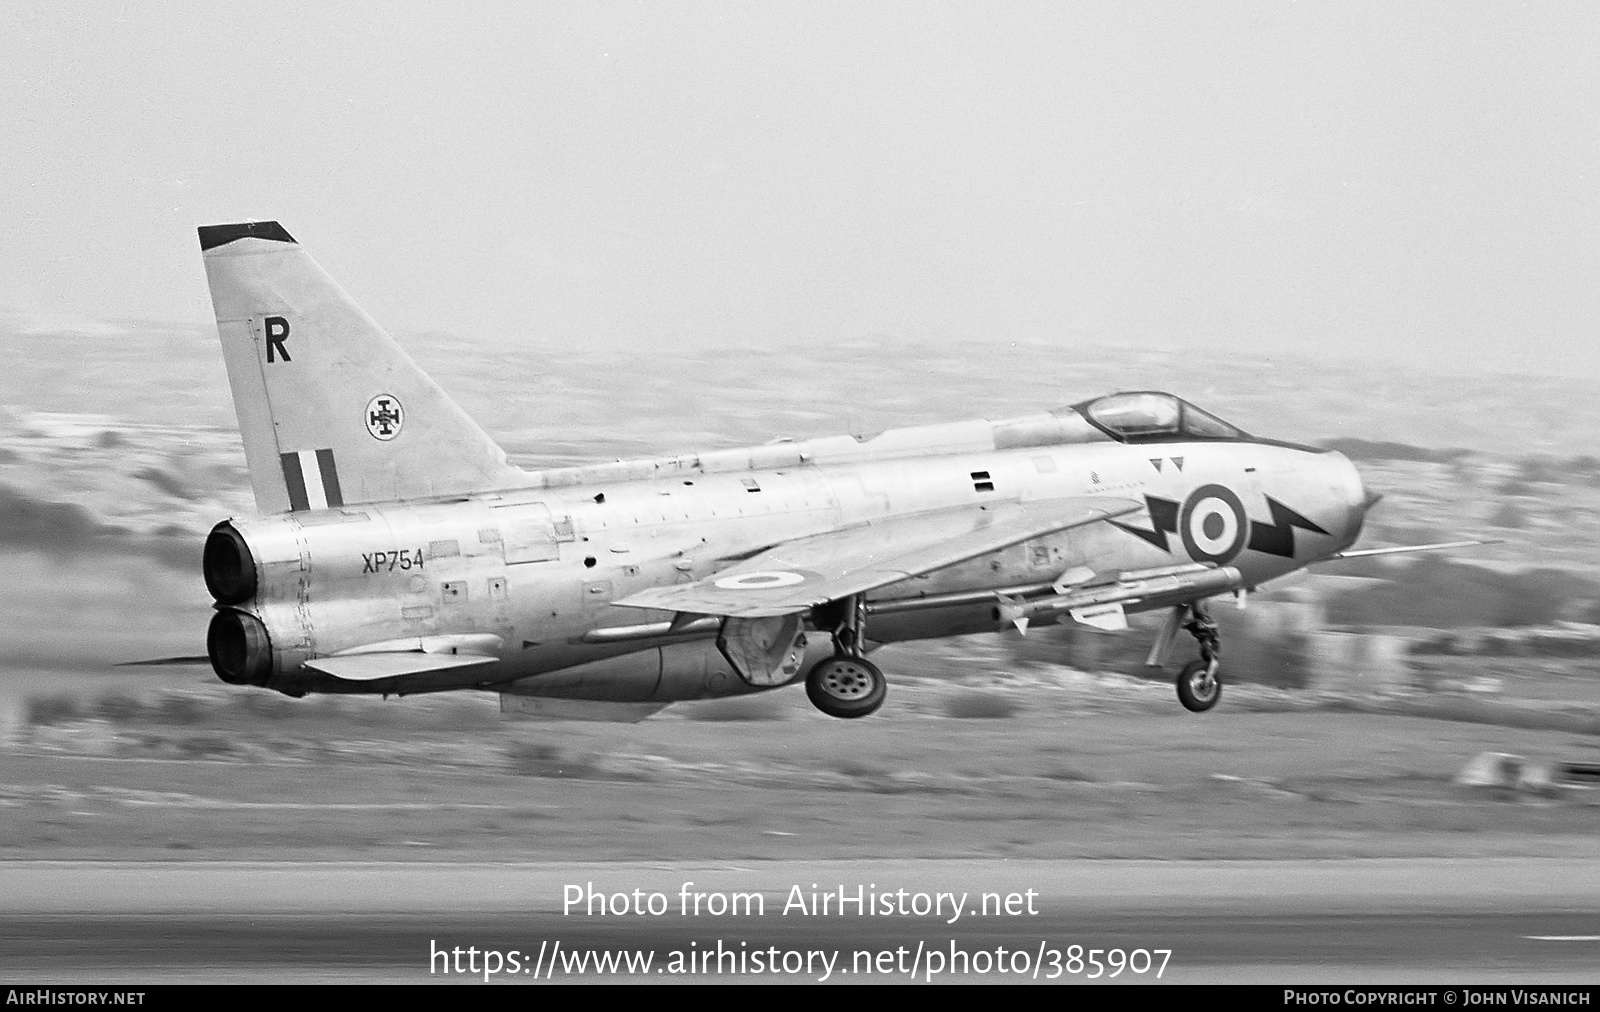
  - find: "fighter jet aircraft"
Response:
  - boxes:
[193,220,1430,720]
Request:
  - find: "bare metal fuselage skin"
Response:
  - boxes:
[213,409,1367,701]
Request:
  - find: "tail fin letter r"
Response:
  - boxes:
[265,316,291,363]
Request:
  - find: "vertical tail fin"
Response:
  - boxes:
[198,222,526,513]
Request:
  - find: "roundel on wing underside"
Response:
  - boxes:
[1179,484,1247,565]
[712,570,808,590]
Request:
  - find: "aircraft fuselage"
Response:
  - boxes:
[207,415,1366,701]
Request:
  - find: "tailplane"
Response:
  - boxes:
[198,221,525,513]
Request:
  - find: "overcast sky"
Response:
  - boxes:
[3,2,1597,376]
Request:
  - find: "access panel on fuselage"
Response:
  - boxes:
[493,502,565,564]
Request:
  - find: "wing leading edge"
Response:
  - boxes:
[614,496,1143,619]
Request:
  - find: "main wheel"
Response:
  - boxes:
[1176,659,1221,713]
[805,655,887,719]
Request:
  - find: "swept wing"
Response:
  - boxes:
[614,496,1142,619]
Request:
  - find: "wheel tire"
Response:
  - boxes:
[805,655,887,719]
[1176,659,1221,713]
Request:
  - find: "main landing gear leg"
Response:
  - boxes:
[805,595,887,719]
[1176,601,1223,713]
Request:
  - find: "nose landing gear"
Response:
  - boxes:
[805,595,887,719]
[1175,602,1222,713]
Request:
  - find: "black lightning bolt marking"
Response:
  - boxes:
[1246,496,1330,558]
[1109,494,1181,552]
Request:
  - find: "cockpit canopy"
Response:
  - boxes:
[1072,391,1249,444]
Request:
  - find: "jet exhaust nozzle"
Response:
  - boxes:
[207,609,274,686]
[203,521,257,605]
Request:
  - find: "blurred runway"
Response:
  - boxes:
[4,859,1597,982]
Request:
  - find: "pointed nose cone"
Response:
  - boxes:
[1328,451,1371,551]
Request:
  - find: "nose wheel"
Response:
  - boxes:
[1175,602,1222,713]
[1176,658,1221,712]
